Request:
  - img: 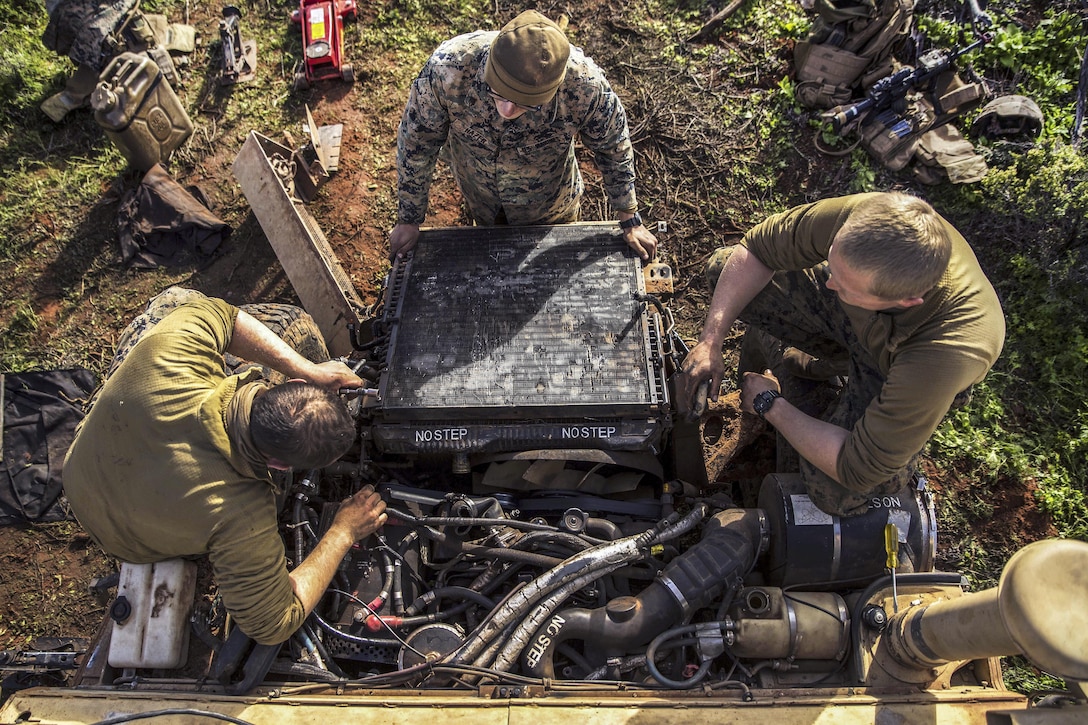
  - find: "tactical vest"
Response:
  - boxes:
[794,0,915,109]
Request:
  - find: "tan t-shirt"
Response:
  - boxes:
[742,194,1006,492]
[64,298,306,644]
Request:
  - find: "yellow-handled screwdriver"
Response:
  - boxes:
[885,523,899,613]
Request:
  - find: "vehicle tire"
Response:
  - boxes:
[227,303,330,384]
[342,64,355,83]
[294,72,310,91]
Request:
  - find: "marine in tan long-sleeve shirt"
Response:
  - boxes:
[676,193,1005,516]
[63,294,386,644]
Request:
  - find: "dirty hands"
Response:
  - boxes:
[305,360,365,392]
[674,339,725,421]
[740,369,781,414]
[619,216,658,262]
[333,485,388,542]
[389,223,420,259]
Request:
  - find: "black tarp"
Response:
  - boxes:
[1,369,97,524]
[117,164,231,269]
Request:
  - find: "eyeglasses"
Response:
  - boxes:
[486,88,543,113]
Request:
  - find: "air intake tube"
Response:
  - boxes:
[884,538,1088,681]
[522,508,766,678]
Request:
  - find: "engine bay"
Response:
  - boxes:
[66,226,1060,703]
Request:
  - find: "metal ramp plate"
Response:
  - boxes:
[232,130,363,356]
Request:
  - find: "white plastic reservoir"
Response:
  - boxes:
[107,559,197,669]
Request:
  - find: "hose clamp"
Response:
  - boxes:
[658,572,689,612]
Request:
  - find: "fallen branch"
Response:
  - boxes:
[686,0,746,44]
[1072,41,1088,148]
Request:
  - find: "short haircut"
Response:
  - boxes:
[250,382,355,470]
[832,192,952,300]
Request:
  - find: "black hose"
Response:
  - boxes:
[90,710,256,725]
[308,607,401,649]
[645,626,720,688]
[289,469,321,554]
[413,525,564,568]
[406,586,497,615]
[474,561,526,597]
[586,517,622,541]
[556,643,594,678]
[509,530,595,555]
[392,531,417,614]
[374,548,394,612]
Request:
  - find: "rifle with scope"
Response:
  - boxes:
[825,34,990,134]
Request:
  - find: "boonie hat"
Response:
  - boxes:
[484,10,570,107]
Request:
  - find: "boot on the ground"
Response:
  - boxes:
[41,89,89,122]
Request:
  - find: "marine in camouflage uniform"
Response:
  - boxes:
[43,0,141,71]
[40,0,183,122]
[677,193,1005,516]
[392,11,657,260]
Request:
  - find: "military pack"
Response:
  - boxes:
[794,0,914,110]
[794,0,990,183]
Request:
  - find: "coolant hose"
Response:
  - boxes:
[361,550,396,630]
[490,560,629,671]
[406,586,497,616]
[446,510,689,668]
[521,508,766,678]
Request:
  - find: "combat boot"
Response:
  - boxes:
[40,64,100,123]
[41,90,89,122]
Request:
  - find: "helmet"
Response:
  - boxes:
[970,95,1043,140]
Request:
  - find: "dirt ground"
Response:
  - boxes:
[2,2,511,665]
[0,0,1055,685]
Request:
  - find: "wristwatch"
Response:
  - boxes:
[619,212,643,230]
[752,390,781,419]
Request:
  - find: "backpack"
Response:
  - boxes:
[912,124,988,185]
[794,0,915,109]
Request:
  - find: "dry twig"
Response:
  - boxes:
[686,0,747,44]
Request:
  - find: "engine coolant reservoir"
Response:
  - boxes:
[91,52,193,172]
[107,559,197,669]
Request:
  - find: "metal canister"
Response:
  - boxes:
[91,52,193,171]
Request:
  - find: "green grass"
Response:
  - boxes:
[931,137,1088,552]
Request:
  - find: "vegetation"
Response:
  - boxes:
[923,8,1088,564]
[0,0,1085,694]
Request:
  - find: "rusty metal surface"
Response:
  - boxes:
[232,131,363,356]
[369,223,670,455]
[380,224,662,416]
[0,684,1031,725]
